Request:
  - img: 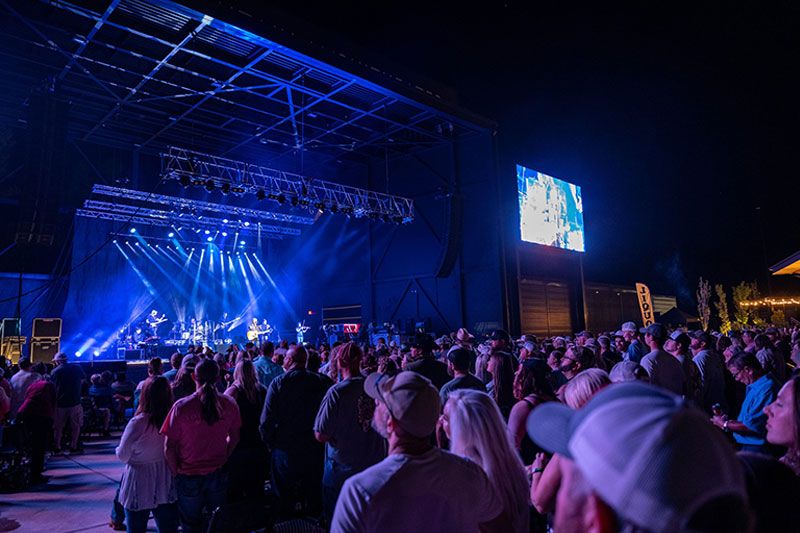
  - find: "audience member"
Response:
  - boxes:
[260,345,329,517]
[620,321,645,363]
[254,341,284,389]
[51,352,86,453]
[528,382,752,532]
[162,359,241,533]
[405,334,450,390]
[438,347,485,405]
[486,350,516,417]
[443,389,530,532]
[639,323,685,395]
[507,358,555,464]
[17,372,56,483]
[163,353,182,382]
[314,343,386,522]
[117,376,178,533]
[764,375,800,475]
[609,360,648,383]
[9,357,41,419]
[331,371,502,532]
[712,353,779,455]
[223,358,268,501]
[691,331,729,414]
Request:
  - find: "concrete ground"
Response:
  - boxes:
[1,437,125,533]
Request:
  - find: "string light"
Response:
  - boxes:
[740,298,800,307]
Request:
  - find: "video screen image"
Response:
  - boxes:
[517,165,585,252]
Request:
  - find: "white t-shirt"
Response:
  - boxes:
[331,447,502,533]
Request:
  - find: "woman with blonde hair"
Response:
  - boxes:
[529,368,610,524]
[442,389,530,532]
[224,359,267,501]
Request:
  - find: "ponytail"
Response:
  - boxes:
[195,359,222,425]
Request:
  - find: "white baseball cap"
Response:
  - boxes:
[527,382,747,533]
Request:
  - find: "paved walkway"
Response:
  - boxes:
[1,436,125,533]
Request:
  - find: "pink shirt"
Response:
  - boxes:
[161,391,241,476]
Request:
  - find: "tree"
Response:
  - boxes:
[732,281,759,329]
[771,308,787,326]
[714,284,732,334]
[697,277,712,331]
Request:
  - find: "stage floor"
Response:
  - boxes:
[1,437,124,532]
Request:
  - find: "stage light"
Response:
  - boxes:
[243,221,250,227]
[223,219,228,223]
[204,179,215,192]
[277,194,286,205]
[221,183,231,195]
[204,230,211,235]
[93,350,100,356]
[207,236,213,242]
[136,242,141,246]
[130,228,137,234]
[168,232,174,238]
[256,189,266,200]
[221,232,228,237]
[75,352,81,357]
[179,174,191,187]
[330,204,339,214]
[112,239,117,243]
[239,240,245,245]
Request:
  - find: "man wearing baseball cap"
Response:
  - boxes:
[639,323,685,395]
[405,333,450,390]
[527,382,752,532]
[331,371,501,532]
[439,347,486,405]
[620,321,645,363]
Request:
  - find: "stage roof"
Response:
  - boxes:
[0,0,493,169]
[770,250,800,276]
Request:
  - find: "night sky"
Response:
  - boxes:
[217,1,800,306]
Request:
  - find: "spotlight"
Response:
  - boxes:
[207,236,213,242]
[290,196,299,207]
[112,239,117,243]
[277,194,286,205]
[130,228,137,234]
[314,202,325,212]
[223,219,229,224]
[231,186,245,194]
[93,350,100,356]
[178,174,191,187]
[75,352,81,357]
[204,179,215,192]
[204,230,211,235]
[239,240,245,245]
[221,183,231,195]
[136,242,141,246]
[256,189,266,201]
[243,221,250,227]
[221,232,228,237]
[168,232,174,238]
[330,204,339,214]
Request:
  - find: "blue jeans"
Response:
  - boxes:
[322,459,357,522]
[124,503,179,533]
[176,469,228,533]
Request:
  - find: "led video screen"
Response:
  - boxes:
[517,165,585,252]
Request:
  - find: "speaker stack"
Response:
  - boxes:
[30,318,62,364]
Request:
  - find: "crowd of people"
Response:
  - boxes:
[1,321,800,532]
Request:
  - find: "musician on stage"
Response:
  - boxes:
[296,321,310,344]
[145,309,167,337]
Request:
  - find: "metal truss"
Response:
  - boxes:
[90,184,315,226]
[76,206,299,238]
[161,146,414,222]
[0,0,492,169]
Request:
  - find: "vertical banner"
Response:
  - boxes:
[635,282,654,326]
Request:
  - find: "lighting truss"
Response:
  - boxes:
[91,185,315,226]
[76,203,301,238]
[161,146,415,223]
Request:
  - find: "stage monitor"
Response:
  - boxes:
[517,165,585,252]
